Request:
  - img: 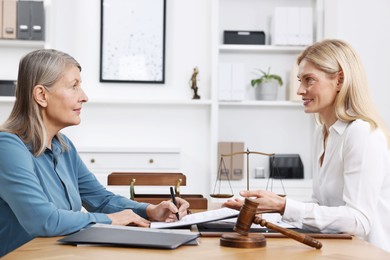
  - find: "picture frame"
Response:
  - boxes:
[100,0,166,83]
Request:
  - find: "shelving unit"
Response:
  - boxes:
[85,98,213,106]
[219,100,302,107]
[219,44,306,53]
[0,1,48,80]
[209,0,323,200]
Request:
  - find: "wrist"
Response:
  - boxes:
[279,197,287,215]
[145,204,152,220]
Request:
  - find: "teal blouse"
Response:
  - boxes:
[0,132,148,256]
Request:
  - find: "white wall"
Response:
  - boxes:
[324,0,390,126]
[48,0,212,101]
[46,0,213,196]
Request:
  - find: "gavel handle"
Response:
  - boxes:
[253,217,322,249]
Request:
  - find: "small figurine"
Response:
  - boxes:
[189,67,201,99]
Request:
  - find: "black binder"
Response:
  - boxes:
[17,0,30,39]
[16,0,44,40]
[30,1,44,40]
[58,225,200,249]
[0,80,16,96]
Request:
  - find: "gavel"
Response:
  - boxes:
[221,198,322,249]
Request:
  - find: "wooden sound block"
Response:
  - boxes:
[108,172,187,186]
[220,233,266,248]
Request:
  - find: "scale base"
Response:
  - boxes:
[210,194,233,199]
[220,233,267,248]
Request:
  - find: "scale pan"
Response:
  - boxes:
[210,194,234,199]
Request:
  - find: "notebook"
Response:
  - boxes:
[58,224,200,249]
[150,207,240,229]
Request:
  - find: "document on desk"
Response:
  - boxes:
[150,207,240,229]
[220,213,296,229]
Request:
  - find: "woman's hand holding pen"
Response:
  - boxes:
[107,197,190,227]
[146,197,190,222]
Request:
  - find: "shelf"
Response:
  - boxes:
[0,96,15,103]
[219,44,306,54]
[86,98,213,106]
[0,40,45,48]
[218,100,302,107]
[0,97,213,106]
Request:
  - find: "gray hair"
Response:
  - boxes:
[0,49,81,156]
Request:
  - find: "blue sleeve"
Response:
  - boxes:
[66,137,149,219]
[0,133,110,237]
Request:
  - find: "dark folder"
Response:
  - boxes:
[58,226,200,249]
[30,1,44,40]
[16,0,30,39]
[0,80,16,96]
[16,0,44,40]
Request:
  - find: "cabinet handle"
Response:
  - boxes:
[149,159,154,164]
[90,158,95,163]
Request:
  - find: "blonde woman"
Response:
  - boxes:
[224,39,390,252]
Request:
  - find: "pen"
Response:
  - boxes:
[170,187,180,220]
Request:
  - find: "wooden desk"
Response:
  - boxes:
[3,235,390,260]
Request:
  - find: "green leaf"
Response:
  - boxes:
[250,67,283,87]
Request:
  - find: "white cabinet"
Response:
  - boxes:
[78,147,181,198]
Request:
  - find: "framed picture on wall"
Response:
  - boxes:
[100,0,166,83]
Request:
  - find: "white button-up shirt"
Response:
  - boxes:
[282,119,390,252]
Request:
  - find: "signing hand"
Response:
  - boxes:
[146,197,190,222]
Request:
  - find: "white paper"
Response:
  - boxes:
[219,63,232,101]
[299,7,313,45]
[150,207,240,229]
[273,7,288,45]
[91,223,195,234]
[231,63,245,101]
[287,7,300,45]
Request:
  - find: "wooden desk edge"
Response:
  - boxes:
[199,232,353,239]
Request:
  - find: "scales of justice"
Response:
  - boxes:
[210,148,285,198]
[210,148,322,249]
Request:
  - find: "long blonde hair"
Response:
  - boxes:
[0,49,81,156]
[297,39,390,148]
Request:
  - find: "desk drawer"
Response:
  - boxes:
[79,151,180,171]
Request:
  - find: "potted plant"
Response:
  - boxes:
[250,67,283,100]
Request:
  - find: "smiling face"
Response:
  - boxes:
[38,65,88,136]
[297,59,341,125]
